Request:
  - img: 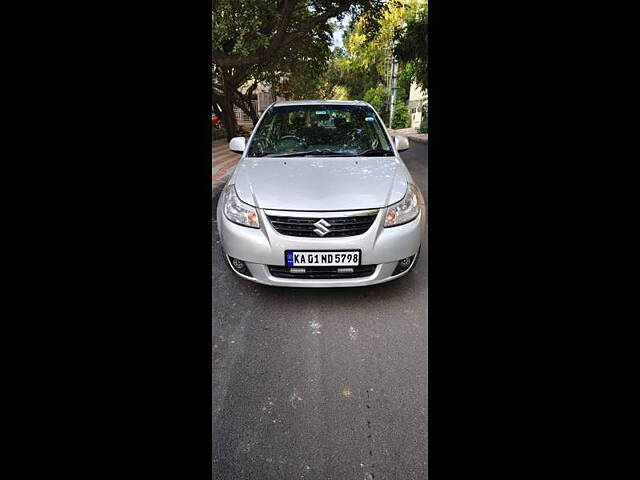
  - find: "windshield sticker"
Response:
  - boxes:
[365,117,375,122]
[315,110,327,115]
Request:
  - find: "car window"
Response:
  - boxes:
[247,105,393,157]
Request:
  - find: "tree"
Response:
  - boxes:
[341,0,416,92]
[213,1,388,68]
[397,62,414,103]
[213,0,389,139]
[271,24,335,99]
[328,47,379,100]
[212,25,333,137]
[326,0,423,124]
[394,3,427,91]
[390,101,409,129]
[363,84,389,115]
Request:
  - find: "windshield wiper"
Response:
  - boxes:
[357,148,395,156]
[259,148,394,157]
[264,150,356,157]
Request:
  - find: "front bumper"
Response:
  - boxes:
[216,205,425,288]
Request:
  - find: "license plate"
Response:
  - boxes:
[285,250,361,267]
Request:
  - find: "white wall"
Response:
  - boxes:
[408,82,427,129]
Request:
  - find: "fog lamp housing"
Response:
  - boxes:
[392,255,415,276]
[227,256,252,277]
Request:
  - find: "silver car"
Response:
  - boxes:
[216,100,426,287]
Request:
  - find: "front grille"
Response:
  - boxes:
[268,265,377,279]
[267,211,378,237]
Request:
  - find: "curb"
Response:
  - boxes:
[212,181,226,198]
[389,129,428,145]
[212,139,238,196]
[408,134,428,145]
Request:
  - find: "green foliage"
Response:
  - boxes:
[329,0,425,103]
[329,49,378,100]
[213,0,388,67]
[214,4,335,89]
[212,0,274,57]
[330,85,349,100]
[212,0,391,134]
[398,63,414,103]
[363,85,389,116]
[391,101,409,129]
[394,3,428,90]
[287,46,344,99]
[211,0,424,138]
[212,0,344,134]
[345,0,422,77]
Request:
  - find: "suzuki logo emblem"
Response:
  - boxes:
[313,219,331,237]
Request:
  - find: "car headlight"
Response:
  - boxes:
[223,184,260,228]
[384,183,420,227]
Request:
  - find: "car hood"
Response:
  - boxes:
[232,156,409,211]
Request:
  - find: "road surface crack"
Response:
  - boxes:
[364,388,376,479]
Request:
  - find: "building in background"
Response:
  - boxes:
[408,82,427,130]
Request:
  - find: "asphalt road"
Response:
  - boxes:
[212,141,428,479]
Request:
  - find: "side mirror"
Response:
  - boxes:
[394,135,410,152]
[229,136,246,154]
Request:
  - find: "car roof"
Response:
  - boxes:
[272,100,369,107]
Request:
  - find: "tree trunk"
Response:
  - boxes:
[234,93,259,126]
[235,100,259,125]
[221,82,238,141]
[233,81,260,126]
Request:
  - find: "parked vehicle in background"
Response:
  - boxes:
[216,100,426,288]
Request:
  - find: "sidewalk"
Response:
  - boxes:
[212,139,241,194]
[389,127,428,145]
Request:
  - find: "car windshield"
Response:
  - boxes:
[247,104,393,157]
